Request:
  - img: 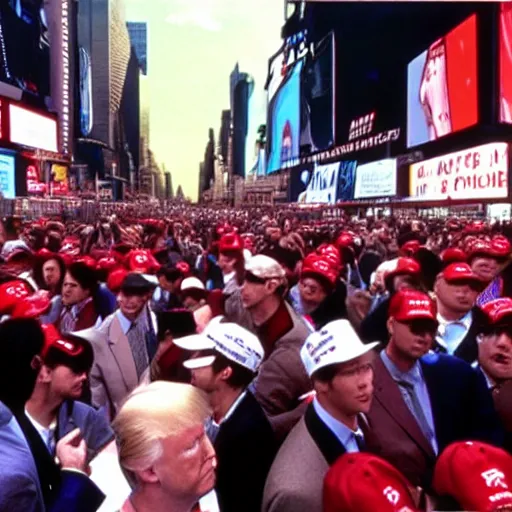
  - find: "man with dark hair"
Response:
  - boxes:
[26,324,114,461]
[151,265,184,312]
[175,319,276,512]
[263,319,378,512]
[0,318,104,511]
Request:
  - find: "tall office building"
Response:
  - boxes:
[126,22,148,75]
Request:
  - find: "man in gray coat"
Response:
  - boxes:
[262,319,378,512]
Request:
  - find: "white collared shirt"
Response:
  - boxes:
[312,398,364,453]
[25,409,57,454]
[436,310,473,355]
[207,391,247,442]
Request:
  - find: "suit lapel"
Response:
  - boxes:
[304,403,346,465]
[373,357,436,459]
[108,315,139,391]
[453,315,479,363]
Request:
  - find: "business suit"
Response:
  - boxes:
[262,404,347,512]
[367,353,503,489]
[434,307,487,364]
[214,392,276,512]
[89,309,157,419]
[0,402,105,512]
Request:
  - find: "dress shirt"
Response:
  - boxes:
[381,351,438,454]
[206,391,247,443]
[25,410,57,455]
[312,398,364,453]
[117,309,151,335]
[436,310,472,355]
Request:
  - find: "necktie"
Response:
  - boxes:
[127,321,149,380]
[353,431,366,452]
[398,380,435,448]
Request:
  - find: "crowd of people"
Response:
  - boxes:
[0,204,512,511]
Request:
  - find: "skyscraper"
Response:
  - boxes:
[126,22,148,75]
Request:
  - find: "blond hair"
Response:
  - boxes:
[112,381,211,475]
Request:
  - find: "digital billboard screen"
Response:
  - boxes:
[354,158,397,199]
[300,32,335,154]
[0,0,50,101]
[0,152,15,198]
[290,160,356,204]
[266,58,304,174]
[407,14,478,148]
[9,103,58,152]
[500,3,512,123]
[409,142,508,201]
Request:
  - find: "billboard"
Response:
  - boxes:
[266,58,304,174]
[9,103,58,152]
[354,158,397,199]
[290,160,357,204]
[409,142,508,201]
[49,163,69,196]
[500,3,512,123]
[0,152,15,198]
[300,32,335,154]
[407,14,478,147]
[0,0,50,101]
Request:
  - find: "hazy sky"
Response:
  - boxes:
[123,0,285,200]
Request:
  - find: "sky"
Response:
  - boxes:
[123,0,285,200]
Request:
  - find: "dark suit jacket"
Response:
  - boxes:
[0,402,105,512]
[214,392,276,512]
[433,307,487,364]
[367,353,503,490]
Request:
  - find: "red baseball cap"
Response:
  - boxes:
[0,280,33,315]
[324,453,419,512]
[316,244,342,272]
[96,257,119,273]
[218,233,243,254]
[468,240,494,260]
[128,250,160,274]
[75,256,97,269]
[389,290,436,322]
[10,290,51,319]
[440,248,467,265]
[481,298,512,326]
[441,263,485,289]
[301,254,337,288]
[433,441,512,512]
[400,240,422,257]
[491,236,512,259]
[336,232,355,250]
[387,258,421,281]
[107,268,129,294]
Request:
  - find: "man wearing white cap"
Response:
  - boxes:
[262,319,378,512]
[174,319,276,512]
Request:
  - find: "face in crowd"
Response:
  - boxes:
[42,258,62,290]
[478,324,512,383]
[387,317,438,363]
[118,290,149,321]
[241,272,281,310]
[62,272,90,307]
[299,276,328,314]
[434,277,479,316]
[314,353,375,422]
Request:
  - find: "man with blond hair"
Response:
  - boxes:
[112,381,217,512]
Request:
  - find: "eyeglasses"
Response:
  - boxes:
[337,362,373,378]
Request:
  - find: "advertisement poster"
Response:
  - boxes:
[0,152,15,198]
[267,59,304,174]
[354,158,397,199]
[9,104,58,152]
[407,14,478,147]
[500,3,512,123]
[0,0,50,101]
[409,142,509,201]
[290,160,356,204]
[50,163,69,196]
[26,161,46,196]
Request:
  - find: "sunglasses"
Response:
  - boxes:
[399,319,438,336]
[244,272,267,285]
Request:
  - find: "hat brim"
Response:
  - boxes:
[310,341,380,377]
[445,277,486,291]
[183,355,216,369]
[172,334,215,352]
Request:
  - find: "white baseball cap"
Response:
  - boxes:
[181,277,206,292]
[245,254,285,280]
[174,318,265,372]
[300,319,379,377]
